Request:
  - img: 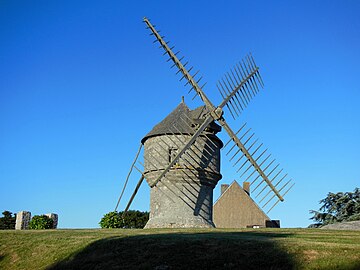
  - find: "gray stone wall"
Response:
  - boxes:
[144,135,221,177]
[15,211,31,230]
[143,134,222,228]
[45,213,58,229]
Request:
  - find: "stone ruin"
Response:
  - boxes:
[15,211,31,230]
[15,211,58,230]
[45,213,58,229]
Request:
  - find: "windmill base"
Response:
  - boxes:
[145,216,215,229]
[144,177,219,229]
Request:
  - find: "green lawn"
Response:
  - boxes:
[0,228,359,269]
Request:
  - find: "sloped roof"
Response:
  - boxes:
[189,105,208,120]
[141,101,221,144]
[213,181,270,228]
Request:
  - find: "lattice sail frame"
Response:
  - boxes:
[116,17,294,214]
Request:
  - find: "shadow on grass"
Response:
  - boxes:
[0,255,4,263]
[47,231,298,270]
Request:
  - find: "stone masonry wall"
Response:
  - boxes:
[15,211,31,230]
[143,134,222,228]
[45,213,58,229]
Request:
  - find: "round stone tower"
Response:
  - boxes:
[142,101,223,228]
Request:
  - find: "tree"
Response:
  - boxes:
[309,187,360,227]
[0,211,16,230]
[99,210,149,229]
[29,215,54,230]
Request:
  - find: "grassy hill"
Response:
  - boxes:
[0,228,359,269]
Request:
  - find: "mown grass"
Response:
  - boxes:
[0,228,359,269]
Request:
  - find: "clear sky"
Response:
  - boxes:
[1,1,359,228]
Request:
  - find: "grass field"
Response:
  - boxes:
[0,228,359,269]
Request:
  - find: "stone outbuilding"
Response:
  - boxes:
[213,181,280,228]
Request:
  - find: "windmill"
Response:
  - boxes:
[115,17,294,228]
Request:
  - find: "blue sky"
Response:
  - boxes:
[1,1,359,228]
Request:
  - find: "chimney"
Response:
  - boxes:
[221,184,229,195]
[243,181,250,195]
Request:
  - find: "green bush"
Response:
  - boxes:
[0,211,16,230]
[99,210,149,229]
[29,215,54,230]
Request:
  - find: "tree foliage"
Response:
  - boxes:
[29,215,54,230]
[99,210,149,229]
[0,211,16,230]
[310,187,360,227]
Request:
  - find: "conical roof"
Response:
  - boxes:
[141,101,222,145]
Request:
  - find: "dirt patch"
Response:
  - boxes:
[10,252,19,264]
[303,250,319,261]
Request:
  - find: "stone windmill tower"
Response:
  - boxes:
[141,101,223,228]
[115,18,295,228]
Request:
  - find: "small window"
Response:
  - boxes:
[169,147,178,163]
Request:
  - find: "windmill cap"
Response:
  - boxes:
[141,101,222,146]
